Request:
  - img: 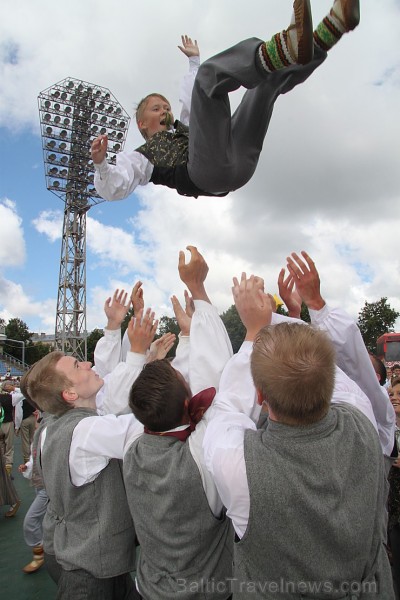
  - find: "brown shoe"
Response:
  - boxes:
[334,0,360,32]
[23,545,45,574]
[293,0,313,65]
[5,500,21,518]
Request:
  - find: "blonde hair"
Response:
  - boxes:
[135,93,171,140]
[251,323,335,425]
[20,351,73,417]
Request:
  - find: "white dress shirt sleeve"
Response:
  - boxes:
[179,55,200,126]
[69,414,143,486]
[188,300,233,395]
[171,334,190,383]
[95,351,146,416]
[93,328,122,377]
[12,390,24,430]
[203,347,259,538]
[310,304,395,455]
[94,148,153,202]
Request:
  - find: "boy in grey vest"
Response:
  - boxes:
[123,247,234,599]
[203,274,394,599]
[19,298,158,599]
[92,0,359,199]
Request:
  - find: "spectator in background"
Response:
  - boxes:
[4,381,36,464]
[0,384,16,477]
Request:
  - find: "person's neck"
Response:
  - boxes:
[73,397,97,411]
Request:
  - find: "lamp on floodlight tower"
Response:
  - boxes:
[38,77,130,360]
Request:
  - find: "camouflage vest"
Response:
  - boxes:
[136,120,189,168]
[135,121,226,198]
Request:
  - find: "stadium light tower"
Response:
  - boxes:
[38,77,130,360]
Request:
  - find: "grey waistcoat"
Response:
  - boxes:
[41,408,136,578]
[123,434,233,600]
[234,404,394,600]
[136,120,225,198]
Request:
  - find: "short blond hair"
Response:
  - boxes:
[251,323,335,425]
[20,351,73,417]
[135,93,170,140]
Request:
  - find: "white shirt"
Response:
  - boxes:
[309,304,396,456]
[94,56,200,202]
[203,328,380,538]
[11,388,24,430]
[44,299,232,516]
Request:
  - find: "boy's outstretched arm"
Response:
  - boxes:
[178,35,199,58]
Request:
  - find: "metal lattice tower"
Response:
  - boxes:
[38,77,130,360]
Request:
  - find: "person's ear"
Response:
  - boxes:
[256,389,264,406]
[62,389,78,405]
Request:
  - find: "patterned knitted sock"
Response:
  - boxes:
[257,0,313,73]
[314,0,360,52]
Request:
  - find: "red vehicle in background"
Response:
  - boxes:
[376,332,400,367]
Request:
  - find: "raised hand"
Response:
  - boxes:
[278,269,302,318]
[232,273,272,341]
[171,295,191,336]
[104,289,131,330]
[127,308,158,355]
[178,35,200,58]
[146,333,177,363]
[286,251,325,311]
[131,281,144,316]
[91,134,108,164]
[184,289,195,318]
[178,245,210,302]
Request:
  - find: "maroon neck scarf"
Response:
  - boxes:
[144,387,216,442]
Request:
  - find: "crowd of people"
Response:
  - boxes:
[0,243,396,599]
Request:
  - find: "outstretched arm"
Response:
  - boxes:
[286,250,395,456]
[178,35,200,125]
[94,288,131,377]
[178,245,210,303]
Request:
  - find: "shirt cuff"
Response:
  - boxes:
[94,158,109,177]
[125,351,147,367]
[103,327,121,338]
[308,303,330,324]
[189,55,200,70]
[193,299,217,315]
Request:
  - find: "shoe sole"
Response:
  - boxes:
[294,0,313,64]
[342,0,360,31]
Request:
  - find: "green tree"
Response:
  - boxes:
[4,318,32,361]
[357,297,400,353]
[87,328,105,364]
[220,305,246,354]
[157,316,180,357]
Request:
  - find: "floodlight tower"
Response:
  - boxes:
[38,77,130,360]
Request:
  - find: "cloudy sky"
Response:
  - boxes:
[0,0,399,345]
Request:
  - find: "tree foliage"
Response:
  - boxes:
[220,305,246,354]
[157,316,180,357]
[357,297,400,353]
[87,328,105,364]
[4,318,32,361]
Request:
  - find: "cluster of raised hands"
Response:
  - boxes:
[100,246,326,359]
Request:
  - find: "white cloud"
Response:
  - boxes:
[0,198,25,266]
[1,0,399,337]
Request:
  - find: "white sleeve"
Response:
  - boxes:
[332,366,378,432]
[22,453,33,480]
[95,351,146,416]
[93,328,122,377]
[69,414,143,486]
[171,334,190,383]
[13,393,23,430]
[310,304,395,455]
[188,300,233,395]
[94,149,153,202]
[179,56,200,126]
